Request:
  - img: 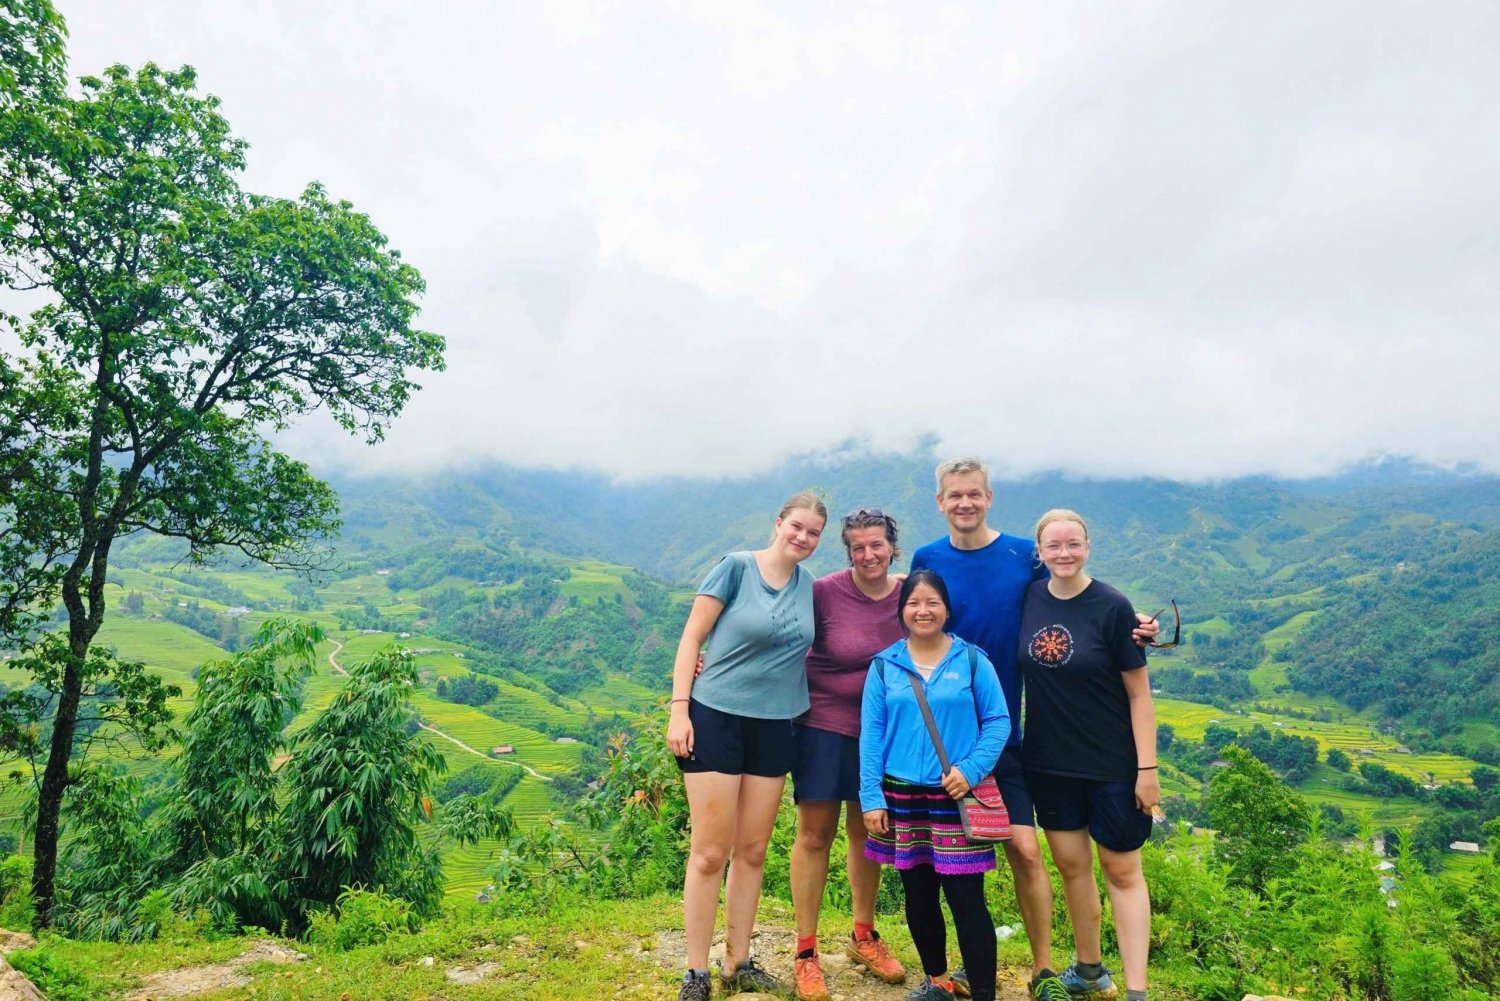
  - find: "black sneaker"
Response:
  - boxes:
[719,956,789,996]
[678,970,712,1001]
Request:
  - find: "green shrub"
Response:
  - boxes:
[5,948,107,1001]
[1389,944,1463,1001]
[308,886,417,952]
[0,854,33,928]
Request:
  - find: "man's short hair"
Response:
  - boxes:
[934,457,990,494]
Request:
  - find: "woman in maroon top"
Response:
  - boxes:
[789,508,908,1001]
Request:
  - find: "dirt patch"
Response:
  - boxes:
[0,932,36,957]
[647,923,1031,1000]
[445,961,501,985]
[124,940,303,1000]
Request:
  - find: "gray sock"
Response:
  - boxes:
[1076,961,1106,979]
[684,969,708,980]
[1126,990,1147,1001]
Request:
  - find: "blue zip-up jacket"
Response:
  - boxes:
[858,635,1011,813]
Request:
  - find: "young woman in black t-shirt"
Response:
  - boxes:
[1018,509,1158,1001]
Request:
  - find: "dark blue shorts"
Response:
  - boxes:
[791,724,861,803]
[675,699,796,778]
[992,749,1036,827]
[1026,771,1153,852]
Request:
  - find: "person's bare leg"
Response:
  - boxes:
[1003,825,1055,977]
[844,801,881,927]
[1043,828,1101,965]
[722,774,787,969]
[792,800,841,938]
[1098,844,1149,992]
[683,771,741,969]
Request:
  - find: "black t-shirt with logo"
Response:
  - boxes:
[1018,579,1147,782]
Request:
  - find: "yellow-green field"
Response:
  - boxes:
[1156,698,1473,784]
[560,560,632,602]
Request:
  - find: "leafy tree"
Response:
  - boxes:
[52,767,156,941]
[1156,722,1176,752]
[1326,746,1353,772]
[1202,722,1237,754]
[158,619,321,930]
[0,55,443,926]
[1359,761,1420,799]
[435,672,498,707]
[277,646,447,923]
[1207,745,1312,892]
[0,0,66,110]
[0,635,177,789]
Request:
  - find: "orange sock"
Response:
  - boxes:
[796,933,817,956]
[853,921,875,941]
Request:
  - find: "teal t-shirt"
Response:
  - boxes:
[691,551,815,720]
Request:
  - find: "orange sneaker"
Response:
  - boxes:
[845,930,906,984]
[794,951,831,1001]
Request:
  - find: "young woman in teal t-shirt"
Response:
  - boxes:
[666,491,827,1001]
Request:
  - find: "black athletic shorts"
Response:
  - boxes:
[675,698,797,777]
[992,749,1036,827]
[1026,771,1153,853]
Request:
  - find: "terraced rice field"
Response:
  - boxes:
[486,682,592,730]
[592,674,665,712]
[561,561,631,602]
[412,693,582,774]
[1156,698,1475,788]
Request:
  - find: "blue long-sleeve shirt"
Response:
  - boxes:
[858,636,1010,813]
[910,534,1046,749]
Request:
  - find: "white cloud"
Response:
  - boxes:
[41,1,1500,480]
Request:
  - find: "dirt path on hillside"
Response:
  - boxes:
[648,922,1032,1001]
[122,940,302,999]
[416,722,554,783]
[329,639,555,783]
[326,638,347,675]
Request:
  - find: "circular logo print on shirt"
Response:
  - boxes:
[1029,624,1074,667]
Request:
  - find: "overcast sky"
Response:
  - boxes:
[54,2,1500,481]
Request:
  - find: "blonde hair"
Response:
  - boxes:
[773,490,829,535]
[934,456,990,493]
[1034,508,1089,544]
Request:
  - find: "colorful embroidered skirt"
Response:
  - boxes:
[864,776,997,875]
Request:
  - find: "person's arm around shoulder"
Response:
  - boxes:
[1123,665,1160,815]
[949,644,1010,794]
[666,595,727,757]
[859,660,891,836]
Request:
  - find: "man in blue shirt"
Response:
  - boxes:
[911,457,1156,999]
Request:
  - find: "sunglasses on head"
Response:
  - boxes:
[842,506,886,526]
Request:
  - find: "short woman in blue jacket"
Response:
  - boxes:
[859,569,1010,1001]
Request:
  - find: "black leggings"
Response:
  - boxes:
[898,865,996,1001]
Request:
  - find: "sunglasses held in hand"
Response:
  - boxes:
[1146,599,1181,649]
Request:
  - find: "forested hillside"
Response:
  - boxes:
[1286,528,1500,739]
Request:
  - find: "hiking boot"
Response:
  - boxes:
[1031,971,1072,1001]
[950,968,972,998]
[1058,963,1117,998]
[677,970,712,1001]
[904,977,957,1001]
[720,956,789,996]
[845,930,907,984]
[794,951,830,1001]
